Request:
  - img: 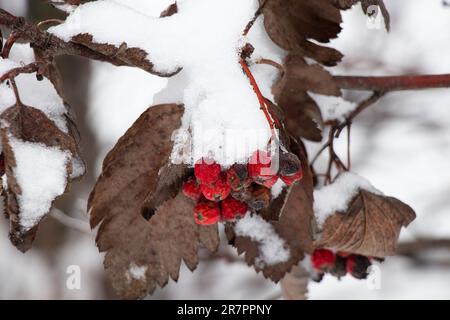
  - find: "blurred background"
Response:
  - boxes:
[1,0,450,299]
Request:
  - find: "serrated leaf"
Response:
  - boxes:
[261,0,344,66]
[0,104,82,252]
[88,104,219,299]
[70,34,180,77]
[315,190,416,257]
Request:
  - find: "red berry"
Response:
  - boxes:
[201,174,231,201]
[193,200,220,225]
[247,150,277,185]
[280,169,303,186]
[311,249,336,271]
[194,157,221,185]
[226,164,249,191]
[182,177,202,201]
[221,197,248,221]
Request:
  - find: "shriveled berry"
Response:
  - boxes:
[194,157,221,185]
[280,169,303,186]
[221,197,248,221]
[346,254,371,279]
[246,184,271,210]
[311,249,336,271]
[259,175,279,188]
[201,174,231,201]
[330,255,347,279]
[226,164,248,191]
[247,150,277,184]
[279,152,301,176]
[193,200,220,225]
[182,177,202,201]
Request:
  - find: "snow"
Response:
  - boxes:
[314,172,382,227]
[0,44,70,133]
[310,93,358,122]
[126,263,147,281]
[49,0,283,166]
[270,179,285,199]
[8,136,71,231]
[235,214,290,266]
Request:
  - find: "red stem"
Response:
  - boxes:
[240,58,275,131]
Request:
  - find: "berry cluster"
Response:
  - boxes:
[182,150,303,225]
[310,249,382,281]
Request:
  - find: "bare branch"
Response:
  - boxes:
[334,74,450,91]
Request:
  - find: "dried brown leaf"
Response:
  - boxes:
[281,264,310,300]
[315,190,416,257]
[273,54,340,142]
[88,104,219,299]
[70,34,181,77]
[0,104,82,252]
[262,0,344,66]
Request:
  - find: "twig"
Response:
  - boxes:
[334,73,450,91]
[243,0,267,36]
[0,62,44,83]
[50,207,91,234]
[9,78,22,105]
[1,31,20,58]
[0,9,139,68]
[397,238,450,256]
[334,91,385,138]
[255,58,284,74]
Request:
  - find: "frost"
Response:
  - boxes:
[235,214,290,266]
[0,44,69,133]
[49,0,283,166]
[309,93,357,122]
[126,263,147,281]
[9,137,71,231]
[314,172,382,227]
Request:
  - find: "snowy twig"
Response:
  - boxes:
[50,207,91,234]
[0,9,136,67]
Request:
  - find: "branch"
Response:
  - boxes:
[397,238,450,256]
[0,8,132,66]
[0,62,44,83]
[334,74,450,91]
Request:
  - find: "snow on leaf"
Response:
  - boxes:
[0,105,82,252]
[0,44,84,251]
[88,104,219,299]
[49,0,280,166]
[314,172,382,227]
[235,214,291,267]
[7,137,70,232]
[226,140,314,281]
[315,189,416,257]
